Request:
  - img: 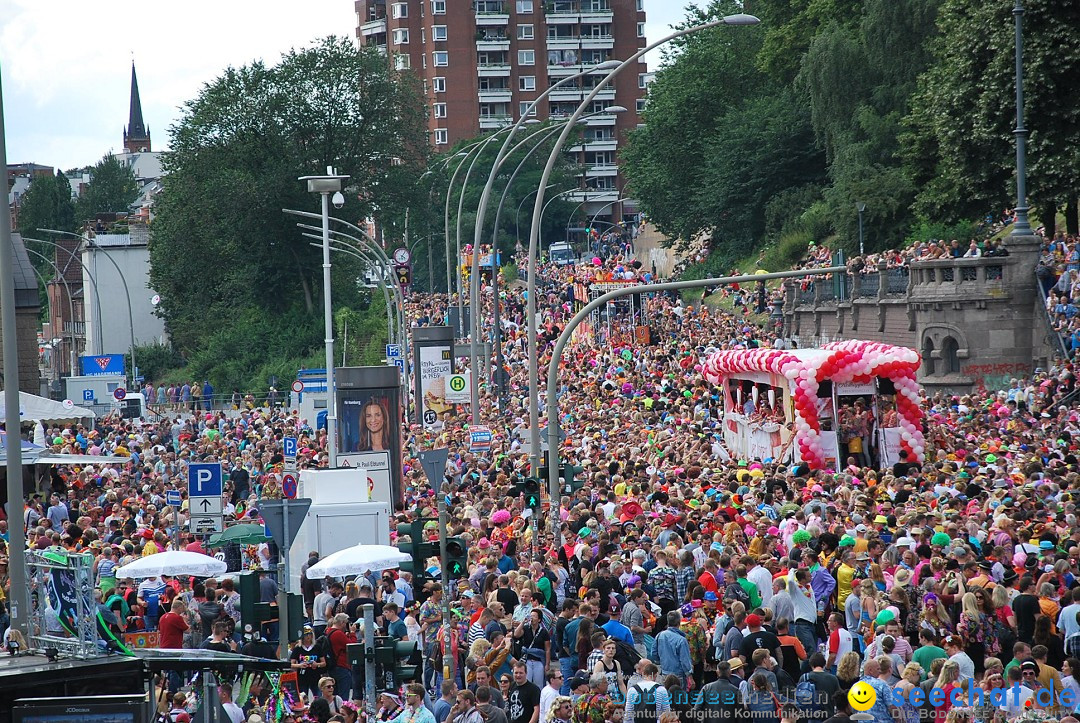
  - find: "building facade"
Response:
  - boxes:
[355,0,648,223]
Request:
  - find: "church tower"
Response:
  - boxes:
[123,62,151,153]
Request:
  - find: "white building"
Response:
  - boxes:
[81,223,167,367]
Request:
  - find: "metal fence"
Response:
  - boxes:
[886,268,909,295]
[797,285,816,306]
[856,273,879,298]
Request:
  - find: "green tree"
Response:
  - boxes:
[17,170,77,279]
[902,0,1080,233]
[75,153,139,223]
[149,36,428,390]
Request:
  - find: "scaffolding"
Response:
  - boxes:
[25,547,101,658]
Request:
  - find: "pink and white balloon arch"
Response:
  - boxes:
[701,340,925,470]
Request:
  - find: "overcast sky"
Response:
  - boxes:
[0,0,700,171]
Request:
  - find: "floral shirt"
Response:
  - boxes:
[680,619,708,667]
[573,692,608,723]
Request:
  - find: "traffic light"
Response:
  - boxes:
[375,636,420,693]
[285,593,305,643]
[238,572,274,637]
[522,477,542,510]
[444,537,467,578]
[563,465,586,493]
[397,520,439,601]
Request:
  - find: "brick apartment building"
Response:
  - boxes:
[355,0,648,225]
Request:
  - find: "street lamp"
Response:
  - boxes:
[22,236,104,357]
[298,168,350,468]
[856,201,866,256]
[525,10,760,527]
[22,245,79,377]
[41,228,138,386]
[1010,0,1032,236]
[468,61,621,419]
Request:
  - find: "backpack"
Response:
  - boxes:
[723,581,750,607]
[629,683,659,723]
[795,672,829,720]
[613,639,642,676]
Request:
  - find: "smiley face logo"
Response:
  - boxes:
[848,680,877,711]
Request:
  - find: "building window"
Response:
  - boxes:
[432,25,447,41]
[433,77,446,92]
[518,49,535,65]
[638,73,648,89]
[431,0,446,14]
[435,129,448,145]
[433,51,449,66]
[434,102,447,118]
[394,54,411,70]
[941,336,961,374]
[517,24,534,40]
[392,28,410,45]
[636,98,647,113]
[922,338,936,376]
[637,22,645,38]
[519,75,536,91]
[391,2,408,19]
[516,0,534,11]
[636,0,643,10]
[519,101,537,117]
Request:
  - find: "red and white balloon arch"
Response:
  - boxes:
[701,340,925,470]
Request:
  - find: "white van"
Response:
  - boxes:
[550,241,576,266]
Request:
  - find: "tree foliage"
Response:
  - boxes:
[17,170,76,277]
[149,36,428,390]
[75,153,139,223]
[902,0,1080,233]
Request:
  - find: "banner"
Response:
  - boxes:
[80,354,125,377]
[878,427,905,468]
[337,366,403,507]
[418,345,453,424]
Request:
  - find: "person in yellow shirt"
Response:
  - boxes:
[852,524,870,554]
[836,549,857,610]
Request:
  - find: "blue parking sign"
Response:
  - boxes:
[189,463,223,497]
[283,437,297,459]
[82,389,94,401]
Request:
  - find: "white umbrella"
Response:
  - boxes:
[305,544,411,579]
[115,550,227,579]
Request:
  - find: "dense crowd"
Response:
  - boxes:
[5,241,1080,723]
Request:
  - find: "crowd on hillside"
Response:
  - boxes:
[7,239,1080,723]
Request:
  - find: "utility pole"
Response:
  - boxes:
[419,448,452,683]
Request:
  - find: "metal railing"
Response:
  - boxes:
[856,273,879,298]
[886,268,909,295]
[1035,267,1070,359]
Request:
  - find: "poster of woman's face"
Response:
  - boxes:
[337,386,403,506]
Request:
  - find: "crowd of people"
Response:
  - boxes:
[6,240,1080,723]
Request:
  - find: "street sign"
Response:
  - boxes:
[189,463,223,520]
[283,437,297,458]
[190,515,223,534]
[82,389,94,402]
[423,409,437,425]
[291,380,304,393]
[113,387,126,401]
[166,490,182,507]
[282,473,298,499]
[259,498,312,549]
[393,358,405,377]
[418,448,449,487]
[469,426,493,452]
[444,373,469,404]
[386,344,401,358]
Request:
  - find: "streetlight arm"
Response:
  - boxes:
[22,245,78,375]
[304,237,399,346]
[526,12,759,477]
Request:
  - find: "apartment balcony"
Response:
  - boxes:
[478,88,513,103]
[477,62,512,77]
[583,163,619,177]
[479,115,513,129]
[580,10,614,23]
[360,18,387,37]
[548,86,588,101]
[567,188,619,203]
[545,11,580,24]
[582,113,618,126]
[476,37,511,51]
[581,35,615,50]
[475,11,510,25]
[547,37,585,51]
[567,138,617,152]
[548,62,583,77]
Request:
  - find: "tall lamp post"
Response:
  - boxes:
[856,202,866,256]
[22,236,104,357]
[0,61,29,639]
[298,168,349,468]
[1010,0,1031,237]
[525,10,760,522]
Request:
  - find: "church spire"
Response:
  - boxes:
[123,61,151,153]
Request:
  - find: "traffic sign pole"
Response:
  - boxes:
[419,448,453,684]
[278,497,290,660]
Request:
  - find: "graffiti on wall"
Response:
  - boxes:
[962,363,1031,393]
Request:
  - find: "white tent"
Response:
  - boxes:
[0,390,96,423]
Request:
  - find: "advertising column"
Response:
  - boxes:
[412,326,455,430]
[336,366,404,509]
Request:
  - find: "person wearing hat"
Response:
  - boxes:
[290,624,329,698]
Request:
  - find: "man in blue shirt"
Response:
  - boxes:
[656,611,693,689]
[600,614,635,646]
[858,659,896,723]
